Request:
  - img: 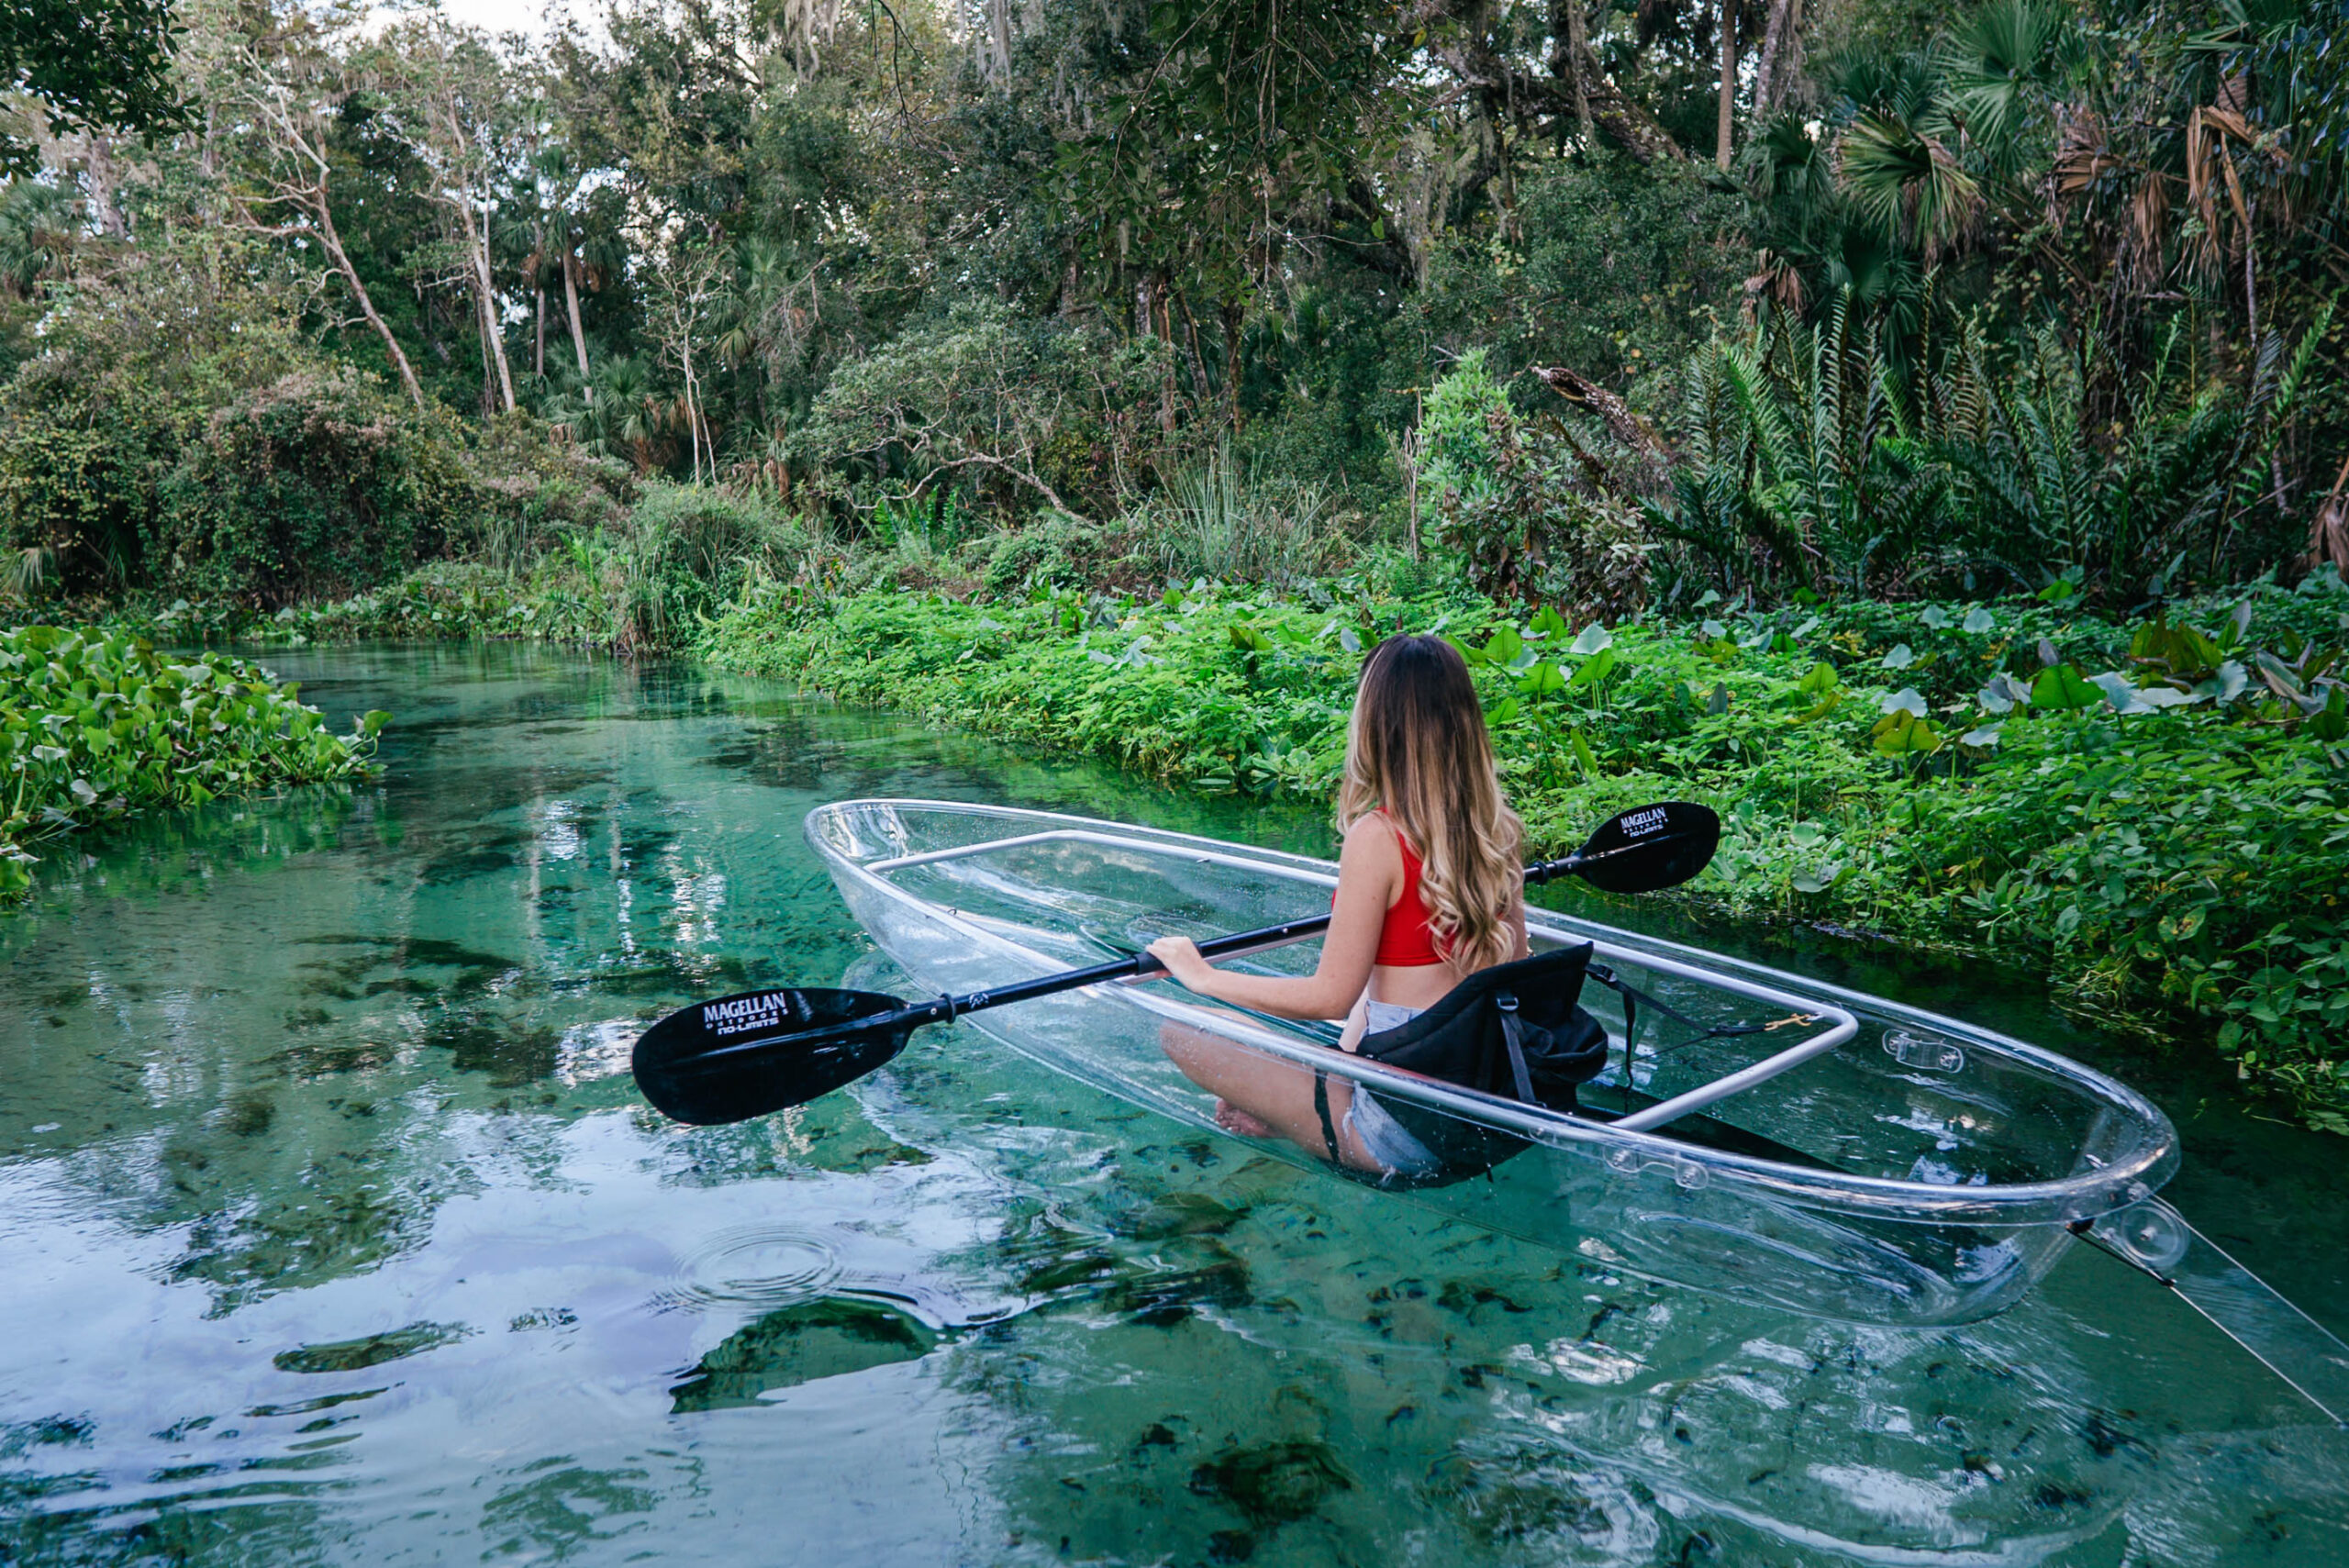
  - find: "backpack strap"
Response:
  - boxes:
[1495,991,1537,1104]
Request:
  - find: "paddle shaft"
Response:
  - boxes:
[678,838,1656,1073]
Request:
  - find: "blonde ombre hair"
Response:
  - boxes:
[1336,635,1523,974]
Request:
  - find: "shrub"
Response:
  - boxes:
[146,367,479,605]
[1423,353,1654,613]
[1152,445,1353,589]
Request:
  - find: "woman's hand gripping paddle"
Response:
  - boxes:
[630,800,1720,1126]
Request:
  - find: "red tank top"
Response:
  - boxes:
[1374,819,1448,967]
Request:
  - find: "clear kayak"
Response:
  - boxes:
[806,798,2181,1329]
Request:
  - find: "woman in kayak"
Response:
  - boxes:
[1148,633,1530,1177]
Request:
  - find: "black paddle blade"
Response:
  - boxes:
[631,987,915,1127]
[1572,801,1721,894]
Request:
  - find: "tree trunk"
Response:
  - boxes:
[532,217,546,382]
[317,201,426,413]
[1175,289,1213,406]
[1549,0,1595,153]
[1511,6,1682,162]
[460,198,516,413]
[1220,300,1245,433]
[1755,0,1801,117]
[562,243,592,400]
[1716,0,1737,172]
[681,329,704,484]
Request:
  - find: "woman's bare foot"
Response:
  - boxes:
[1214,1100,1277,1139]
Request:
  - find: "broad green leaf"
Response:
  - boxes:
[1566,647,1619,690]
[1871,710,1943,755]
[2201,660,2249,702]
[1528,605,1570,640]
[1516,660,1566,697]
[1919,606,1951,630]
[1879,687,1928,717]
[1881,643,1915,670]
[2031,665,2102,710]
[1976,673,2032,713]
[1961,607,1996,634]
[2313,685,2349,743]
[2088,672,2142,711]
[2088,672,2198,713]
[1567,622,1614,656]
[1960,722,2004,747]
[1797,661,1841,696]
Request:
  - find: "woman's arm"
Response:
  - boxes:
[1145,816,1398,1020]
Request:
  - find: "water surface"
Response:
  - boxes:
[4,642,2343,1565]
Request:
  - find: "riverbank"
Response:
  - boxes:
[700,573,2349,1135]
[21,563,2349,1133]
[0,626,385,900]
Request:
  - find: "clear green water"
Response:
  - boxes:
[4,641,2344,1567]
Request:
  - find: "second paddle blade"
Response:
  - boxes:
[1576,800,1720,894]
[632,986,915,1126]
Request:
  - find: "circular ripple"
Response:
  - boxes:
[658,1227,842,1313]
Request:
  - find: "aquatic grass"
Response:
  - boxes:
[0,626,385,901]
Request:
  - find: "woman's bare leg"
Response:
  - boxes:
[1158,1018,1378,1171]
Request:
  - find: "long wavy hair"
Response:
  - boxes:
[1336,635,1523,973]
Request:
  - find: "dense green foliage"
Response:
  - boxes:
[0,0,185,172]
[0,625,384,900]
[2,0,2341,613]
[702,571,2349,1131]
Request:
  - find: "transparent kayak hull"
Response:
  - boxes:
[807,799,2179,1328]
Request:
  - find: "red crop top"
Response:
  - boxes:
[1373,818,1448,967]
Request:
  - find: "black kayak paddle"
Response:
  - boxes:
[631,800,1720,1127]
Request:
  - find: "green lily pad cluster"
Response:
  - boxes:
[0,627,386,901]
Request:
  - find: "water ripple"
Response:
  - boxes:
[654,1226,842,1313]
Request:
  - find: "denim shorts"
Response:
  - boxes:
[1346,1002,1444,1177]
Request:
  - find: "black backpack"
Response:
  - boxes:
[1330,943,1609,1186]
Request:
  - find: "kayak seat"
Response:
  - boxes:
[1320,943,1607,1189]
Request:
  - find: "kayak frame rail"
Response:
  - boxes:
[866,826,1859,1134]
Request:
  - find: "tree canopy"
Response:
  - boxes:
[1,0,2343,602]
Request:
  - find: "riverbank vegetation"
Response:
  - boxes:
[705,571,2349,1132]
[0,627,384,899]
[2,0,2344,1123]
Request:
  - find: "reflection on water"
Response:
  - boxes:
[2,641,2343,1565]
